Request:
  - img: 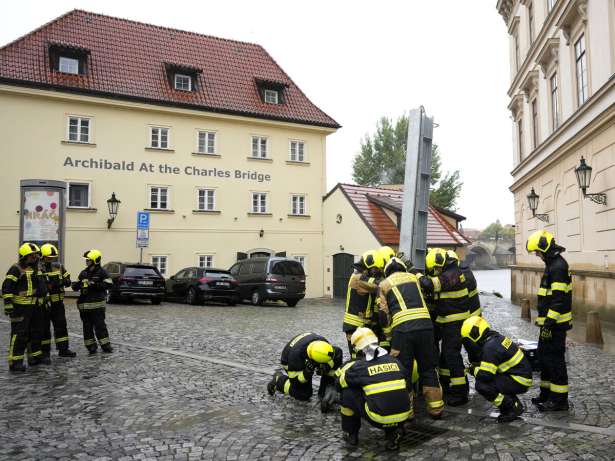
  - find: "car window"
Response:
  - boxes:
[238,263,250,275]
[124,266,160,277]
[205,270,230,277]
[185,269,197,279]
[105,263,118,274]
[251,261,267,274]
[271,261,305,276]
[229,264,239,275]
[174,270,186,279]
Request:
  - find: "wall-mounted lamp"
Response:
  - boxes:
[526,188,549,223]
[575,156,607,205]
[259,229,264,238]
[106,192,121,229]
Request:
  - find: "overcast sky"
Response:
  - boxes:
[1,0,514,229]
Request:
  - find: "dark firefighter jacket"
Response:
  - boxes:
[536,254,572,330]
[420,264,469,324]
[2,262,47,306]
[471,331,532,388]
[343,272,377,332]
[281,333,342,383]
[336,352,412,425]
[42,261,71,303]
[378,271,432,333]
[72,265,112,310]
[460,264,481,316]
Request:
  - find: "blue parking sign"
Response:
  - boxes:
[137,211,150,229]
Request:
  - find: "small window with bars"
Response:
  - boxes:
[264,89,279,104]
[198,255,214,268]
[150,186,169,210]
[252,192,268,213]
[67,117,91,143]
[174,74,192,91]
[67,182,90,208]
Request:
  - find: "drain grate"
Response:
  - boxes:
[401,422,449,449]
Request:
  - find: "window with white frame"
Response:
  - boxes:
[152,256,168,276]
[251,136,268,158]
[67,182,90,208]
[550,72,560,131]
[251,192,268,213]
[531,98,539,149]
[68,117,91,143]
[574,34,588,106]
[197,131,216,155]
[528,2,535,45]
[198,255,214,268]
[174,74,192,91]
[197,188,215,211]
[150,186,169,210]
[59,56,79,75]
[264,89,279,104]
[291,195,306,215]
[150,127,170,149]
[289,140,305,162]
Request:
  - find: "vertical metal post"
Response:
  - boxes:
[140,247,143,264]
[399,107,433,271]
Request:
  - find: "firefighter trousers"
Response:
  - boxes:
[438,321,468,397]
[275,373,313,401]
[27,304,44,361]
[537,328,568,401]
[42,301,70,353]
[475,375,530,407]
[340,387,404,434]
[79,308,110,351]
[7,303,34,366]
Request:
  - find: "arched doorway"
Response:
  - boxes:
[332,253,354,298]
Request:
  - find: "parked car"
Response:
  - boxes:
[103,262,165,304]
[229,257,306,307]
[165,267,239,305]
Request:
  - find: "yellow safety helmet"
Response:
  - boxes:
[307,340,334,364]
[526,230,554,254]
[425,248,447,272]
[446,249,459,261]
[384,256,407,277]
[83,249,102,264]
[461,316,491,343]
[379,246,396,265]
[350,327,379,352]
[41,243,59,258]
[19,242,40,258]
[361,250,384,270]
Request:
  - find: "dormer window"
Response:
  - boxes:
[49,42,90,75]
[255,78,288,105]
[264,89,279,104]
[59,56,79,75]
[174,74,192,92]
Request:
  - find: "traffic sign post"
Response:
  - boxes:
[136,211,150,262]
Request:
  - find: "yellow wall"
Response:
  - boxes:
[0,86,335,298]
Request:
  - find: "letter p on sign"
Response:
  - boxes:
[137,211,150,229]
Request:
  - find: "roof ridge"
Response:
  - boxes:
[340,183,404,194]
[0,9,76,51]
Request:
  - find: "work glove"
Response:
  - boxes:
[304,360,316,374]
[3,304,13,316]
[540,328,552,340]
[468,362,479,376]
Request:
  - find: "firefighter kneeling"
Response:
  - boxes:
[461,316,532,423]
[336,327,412,451]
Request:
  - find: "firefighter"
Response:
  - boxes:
[378,257,444,418]
[378,246,396,266]
[72,249,113,354]
[447,250,482,317]
[2,243,47,371]
[420,247,470,406]
[461,316,532,422]
[267,333,343,410]
[527,230,572,411]
[342,250,381,358]
[336,327,412,451]
[40,244,76,358]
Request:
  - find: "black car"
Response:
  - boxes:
[165,267,239,305]
[103,262,166,304]
[229,257,305,307]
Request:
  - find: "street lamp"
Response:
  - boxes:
[527,187,549,222]
[259,229,264,238]
[107,192,121,229]
[575,156,607,205]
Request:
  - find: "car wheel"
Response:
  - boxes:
[286,299,299,307]
[251,290,264,306]
[186,287,199,306]
[151,298,162,305]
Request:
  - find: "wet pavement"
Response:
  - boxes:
[1,295,615,460]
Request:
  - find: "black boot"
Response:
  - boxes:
[538,398,569,412]
[28,356,43,366]
[384,427,401,451]
[101,345,114,354]
[88,347,98,355]
[9,362,26,373]
[531,388,550,406]
[58,349,77,358]
[267,371,283,396]
[497,396,524,423]
[343,431,359,447]
[446,393,469,407]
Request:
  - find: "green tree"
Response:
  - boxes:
[479,220,515,241]
[352,114,463,210]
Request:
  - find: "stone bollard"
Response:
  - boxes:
[520,298,531,321]
[586,311,604,344]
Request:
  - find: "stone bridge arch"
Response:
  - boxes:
[467,243,496,269]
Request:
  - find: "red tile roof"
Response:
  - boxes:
[328,183,471,247]
[0,9,340,129]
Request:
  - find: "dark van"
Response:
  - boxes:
[229,257,306,307]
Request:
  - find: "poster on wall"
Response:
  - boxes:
[22,190,61,243]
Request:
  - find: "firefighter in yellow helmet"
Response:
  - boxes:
[342,250,382,358]
[461,316,532,422]
[420,247,470,406]
[336,327,412,451]
[447,249,481,317]
[526,230,572,411]
[267,333,343,412]
[378,257,444,418]
[40,244,76,359]
[378,246,396,266]
[72,249,114,354]
[1,243,47,371]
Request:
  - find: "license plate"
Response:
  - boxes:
[274,285,287,290]
[217,282,230,287]
[138,280,153,286]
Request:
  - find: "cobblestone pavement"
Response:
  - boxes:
[1,295,615,460]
